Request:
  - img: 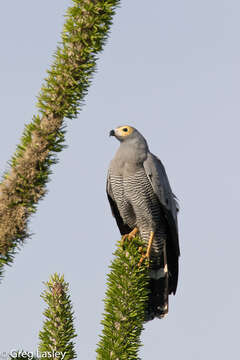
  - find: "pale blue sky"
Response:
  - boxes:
[0,1,239,359]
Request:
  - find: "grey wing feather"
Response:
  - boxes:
[143,152,180,256]
[144,152,180,294]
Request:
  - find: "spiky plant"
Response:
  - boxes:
[96,237,150,360]
[0,0,121,280]
[39,273,77,359]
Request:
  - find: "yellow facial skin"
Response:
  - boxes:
[115,125,134,137]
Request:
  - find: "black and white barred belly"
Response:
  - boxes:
[110,168,167,267]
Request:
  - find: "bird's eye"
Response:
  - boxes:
[122,128,128,132]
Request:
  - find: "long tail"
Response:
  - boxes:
[145,239,169,320]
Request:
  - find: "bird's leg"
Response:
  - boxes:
[138,231,154,266]
[121,227,139,245]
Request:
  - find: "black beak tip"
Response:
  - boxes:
[109,129,115,137]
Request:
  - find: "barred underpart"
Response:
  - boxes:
[110,169,167,264]
[109,167,169,319]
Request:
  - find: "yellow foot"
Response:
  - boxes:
[138,231,154,266]
[121,227,138,245]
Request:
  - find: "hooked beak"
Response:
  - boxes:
[109,129,115,137]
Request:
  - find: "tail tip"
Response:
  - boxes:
[145,303,168,321]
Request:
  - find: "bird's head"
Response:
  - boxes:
[109,125,149,161]
[109,125,136,142]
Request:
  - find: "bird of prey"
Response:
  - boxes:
[107,125,180,320]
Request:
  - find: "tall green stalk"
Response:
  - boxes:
[39,273,77,359]
[96,237,150,360]
[0,0,120,279]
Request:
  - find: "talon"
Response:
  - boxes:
[121,227,138,245]
[138,231,154,266]
[138,254,147,266]
[121,234,128,244]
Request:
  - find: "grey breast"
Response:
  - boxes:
[110,165,167,264]
[123,168,167,259]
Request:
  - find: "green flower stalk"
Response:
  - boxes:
[39,273,77,360]
[96,237,150,360]
[0,0,120,279]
